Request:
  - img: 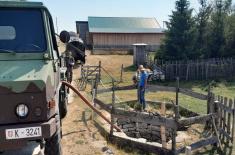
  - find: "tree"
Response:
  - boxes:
[224,6,235,57]
[194,0,212,58]
[156,0,196,60]
[207,0,232,58]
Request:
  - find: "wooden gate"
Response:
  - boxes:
[215,96,235,145]
[79,61,101,90]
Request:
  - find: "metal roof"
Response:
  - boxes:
[88,17,165,33]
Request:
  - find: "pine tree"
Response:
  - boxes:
[194,0,212,58]
[156,0,196,60]
[224,5,235,57]
[207,0,232,58]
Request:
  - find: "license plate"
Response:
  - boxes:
[5,127,42,140]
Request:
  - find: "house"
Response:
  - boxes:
[76,16,165,54]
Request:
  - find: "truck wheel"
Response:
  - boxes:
[44,133,62,155]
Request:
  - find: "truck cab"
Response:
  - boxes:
[0,1,68,154]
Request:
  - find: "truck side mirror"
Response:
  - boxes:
[59,30,70,43]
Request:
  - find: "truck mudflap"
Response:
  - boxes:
[0,117,58,151]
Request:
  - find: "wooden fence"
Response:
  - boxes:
[148,58,235,81]
[93,83,235,154]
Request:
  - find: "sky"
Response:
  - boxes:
[31,0,234,33]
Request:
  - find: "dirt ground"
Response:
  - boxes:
[61,51,135,155]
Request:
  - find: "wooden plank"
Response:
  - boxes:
[232,99,235,143]
[227,99,233,143]
[222,97,228,142]
[179,88,207,100]
[176,136,218,154]
[178,113,217,127]
[219,96,224,139]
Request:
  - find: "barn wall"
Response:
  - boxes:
[92,33,165,51]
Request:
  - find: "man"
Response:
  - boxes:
[138,65,148,110]
[65,51,75,83]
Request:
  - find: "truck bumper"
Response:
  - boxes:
[0,117,58,151]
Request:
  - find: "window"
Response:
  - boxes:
[0,8,47,53]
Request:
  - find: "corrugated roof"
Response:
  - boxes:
[88,17,165,33]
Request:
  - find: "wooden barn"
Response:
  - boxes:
[76,17,165,54]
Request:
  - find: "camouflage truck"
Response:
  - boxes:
[0,1,72,154]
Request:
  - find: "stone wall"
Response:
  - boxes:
[117,118,172,143]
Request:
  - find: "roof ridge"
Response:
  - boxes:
[88,16,155,19]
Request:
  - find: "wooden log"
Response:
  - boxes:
[160,102,167,149]
[178,113,217,127]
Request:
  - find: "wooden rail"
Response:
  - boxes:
[176,136,218,154]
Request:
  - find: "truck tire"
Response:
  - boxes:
[59,87,68,119]
[44,133,62,155]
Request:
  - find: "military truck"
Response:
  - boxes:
[0,1,73,154]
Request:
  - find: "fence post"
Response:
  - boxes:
[175,77,180,120]
[91,87,96,121]
[120,64,123,82]
[160,102,167,149]
[98,61,101,82]
[172,77,180,154]
[207,84,211,114]
[110,79,115,136]
[232,99,235,143]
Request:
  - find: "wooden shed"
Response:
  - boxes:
[133,43,148,66]
[76,17,165,54]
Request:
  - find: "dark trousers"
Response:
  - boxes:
[138,86,146,109]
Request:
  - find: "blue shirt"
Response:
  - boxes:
[139,71,147,87]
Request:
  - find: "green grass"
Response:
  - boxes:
[94,62,235,115]
[97,78,235,114]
